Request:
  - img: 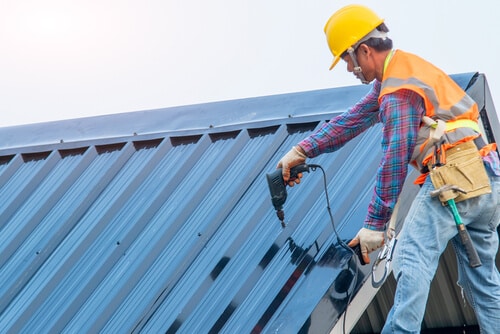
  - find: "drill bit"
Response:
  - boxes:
[277,209,286,228]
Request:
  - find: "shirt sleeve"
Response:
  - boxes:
[364,89,424,231]
[298,81,381,157]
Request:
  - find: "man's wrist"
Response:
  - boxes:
[294,145,307,158]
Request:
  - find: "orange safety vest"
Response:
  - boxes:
[379,50,495,184]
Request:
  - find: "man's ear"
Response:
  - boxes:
[359,44,370,55]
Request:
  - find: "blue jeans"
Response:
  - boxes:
[382,172,500,334]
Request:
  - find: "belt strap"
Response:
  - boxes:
[474,135,486,149]
[419,117,484,174]
[422,116,446,146]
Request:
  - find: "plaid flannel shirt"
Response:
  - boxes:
[298,80,424,231]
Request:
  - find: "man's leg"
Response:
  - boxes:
[452,173,500,333]
[382,178,457,333]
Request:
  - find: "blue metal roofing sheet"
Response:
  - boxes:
[0,72,497,333]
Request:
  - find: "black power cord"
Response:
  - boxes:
[307,164,359,334]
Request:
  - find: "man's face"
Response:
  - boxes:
[342,54,357,77]
[341,44,374,83]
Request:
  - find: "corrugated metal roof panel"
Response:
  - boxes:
[0,72,498,334]
[0,149,91,308]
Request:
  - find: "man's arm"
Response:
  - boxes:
[363,89,425,231]
[298,81,381,158]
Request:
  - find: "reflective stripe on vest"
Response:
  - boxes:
[382,76,477,120]
[424,117,482,143]
[445,119,481,133]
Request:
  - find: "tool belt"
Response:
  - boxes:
[429,140,491,203]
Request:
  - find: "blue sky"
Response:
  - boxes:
[1,0,499,126]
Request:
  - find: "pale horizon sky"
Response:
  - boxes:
[1,0,499,128]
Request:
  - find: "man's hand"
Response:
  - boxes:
[387,226,396,240]
[277,146,307,186]
[347,228,385,264]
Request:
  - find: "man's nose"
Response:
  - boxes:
[346,62,353,73]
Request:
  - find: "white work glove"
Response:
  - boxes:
[348,228,385,264]
[277,146,307,186]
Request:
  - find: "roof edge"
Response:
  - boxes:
[0,73,479,154]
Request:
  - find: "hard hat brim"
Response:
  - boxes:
[329,56,341,71]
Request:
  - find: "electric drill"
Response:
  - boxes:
[266,164,311,227]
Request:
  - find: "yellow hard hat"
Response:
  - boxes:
[324,4,384,70]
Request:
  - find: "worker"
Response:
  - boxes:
[277,4,500,333]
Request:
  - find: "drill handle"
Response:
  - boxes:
[289,163,310,179]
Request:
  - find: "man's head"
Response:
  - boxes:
[324,5,393,83]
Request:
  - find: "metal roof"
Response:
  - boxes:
[0,73,498,334]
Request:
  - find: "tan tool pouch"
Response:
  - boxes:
[429,140,491,203]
